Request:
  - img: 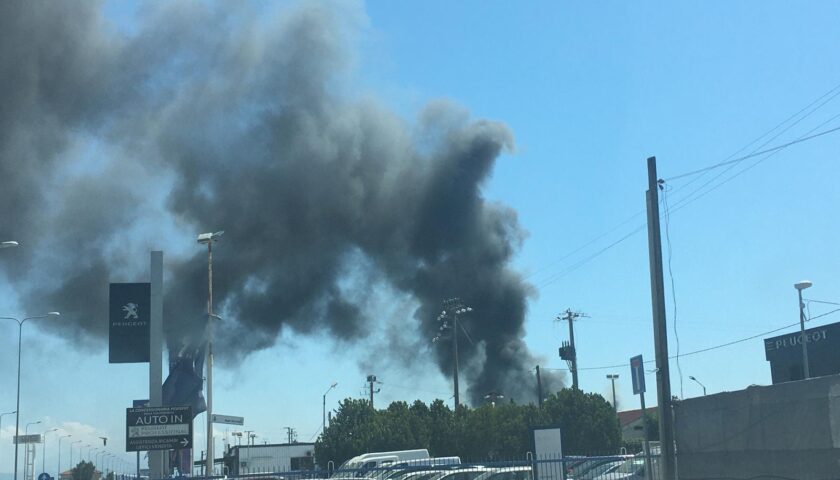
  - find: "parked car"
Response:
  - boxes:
[433,467,490,480]
[576,461,624,480]
[590,455,659,480]
[471,466,531,480]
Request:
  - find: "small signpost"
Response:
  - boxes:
[211,414,244,426]
[126,406,192,452]
[630,355,652,480]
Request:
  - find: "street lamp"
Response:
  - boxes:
[0,312,60,480]
[1,410,16,473]
[688,376,707,396]
[322,382,338,435]
[69,441,81,469]
[606,374,619,411]
[96,450,106,473]
[58,435,71,478]
[1,241,19,249]
[24,421,41,480]
[42,428,58,475]
[795,280,813,379]
[198,230,223,477]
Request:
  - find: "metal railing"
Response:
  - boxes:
[172,452,664,480]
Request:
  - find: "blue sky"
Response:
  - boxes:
[3,0,840,476]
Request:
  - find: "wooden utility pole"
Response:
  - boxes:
[367,375,377,408]
[645,156,676,479]
[558,309,587,389]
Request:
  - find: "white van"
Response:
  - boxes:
[332,450,430,478]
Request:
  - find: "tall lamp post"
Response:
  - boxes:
[58,435,71,478]
[795,280,813,379]
[198,230,224,477]
[606,374,619,411]
[42,428,58,475]
[0,312,60,480]
[322,382,338,435]
[688,376,707,396]
[434,298,472,409]
[1,410,17,473]
[69,441,81,469]
[24,421,41,480]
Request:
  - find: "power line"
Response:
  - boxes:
[542,311,840,373]
[664,114,840,221]
[532,83,840,288]
[664,124,840,182]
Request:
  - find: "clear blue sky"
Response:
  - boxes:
[2,0,840,476]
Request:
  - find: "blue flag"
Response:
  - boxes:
[163,340,207,417]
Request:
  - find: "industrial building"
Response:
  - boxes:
[223,442,315,476]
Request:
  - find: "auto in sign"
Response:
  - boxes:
[126,406,193,452]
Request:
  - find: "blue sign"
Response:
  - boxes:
[38,473,50,480]
[133,399,150,408]
[630,355,646,395]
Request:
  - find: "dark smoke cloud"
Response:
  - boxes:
[0,0,563,404]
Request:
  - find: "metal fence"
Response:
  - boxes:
[179,453,664,480]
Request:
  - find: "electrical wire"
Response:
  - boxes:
[661,183,683,398]
[665,114,840,218]
[805,298,840,306]
[533,82,840,288]
[664,123,840,183]
[541,310,840,373]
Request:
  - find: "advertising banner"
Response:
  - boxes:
[109,283,151,363]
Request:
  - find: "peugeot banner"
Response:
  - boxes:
[109,283,151,363]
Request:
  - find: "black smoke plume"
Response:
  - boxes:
[0,0,562,404]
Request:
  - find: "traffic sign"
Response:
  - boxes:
[630,355,646,395]
[126,406,192,452]
[211,414,244,426]
[38,473,50,480]
[13,434,41,444]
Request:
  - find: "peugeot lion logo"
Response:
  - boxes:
[122,302,139,320]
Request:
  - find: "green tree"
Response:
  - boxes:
[315,390,621,466]
[542,389,621,455]
[427,399,455,456]
[316,398,380,466]
[71,461,96,480]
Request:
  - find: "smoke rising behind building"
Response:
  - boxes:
[0,0,562,404]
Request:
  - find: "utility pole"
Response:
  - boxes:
[557,309,587,389]
[645,156,676,480]
[606,374,619,411]
[366,375,378,408]
[535,365,544,407]
[284,427,296,444]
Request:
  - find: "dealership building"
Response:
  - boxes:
[764,320,840,383]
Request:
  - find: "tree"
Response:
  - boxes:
[315,398,381,466]
[542,389,621,455]
[315,390,621,466]
[71,461,96,480]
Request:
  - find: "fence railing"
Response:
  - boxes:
[175,452,663,480]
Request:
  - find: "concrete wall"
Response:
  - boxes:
[674,374,840,479]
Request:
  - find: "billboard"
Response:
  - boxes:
[109,283,151,363]
[126,406,193,452]
[764,320,840,383]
